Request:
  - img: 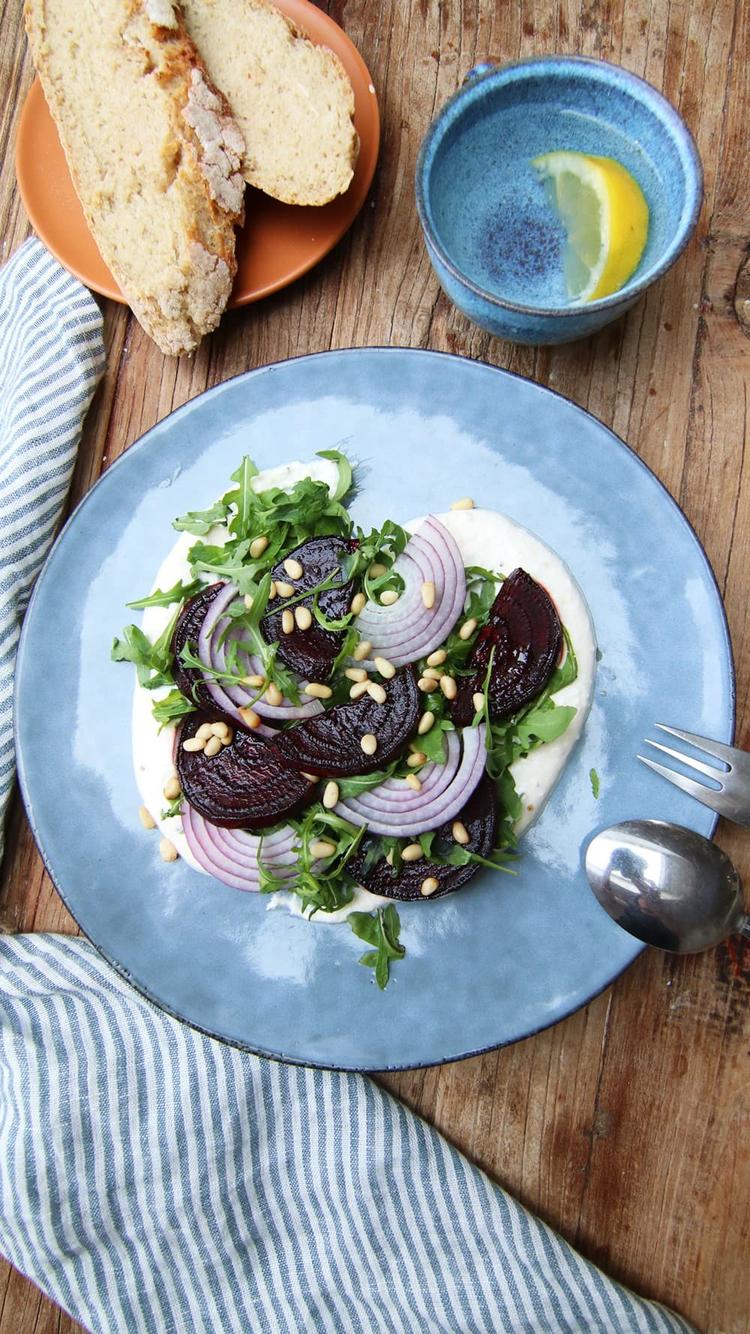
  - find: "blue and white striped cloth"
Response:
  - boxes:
[0,241,693,1333]
[0,239,104,860]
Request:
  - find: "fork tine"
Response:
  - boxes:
[638,755,730,817]
[654,723,737,768]
[644,737,725,783]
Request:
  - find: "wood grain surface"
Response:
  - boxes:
[1,1,749,1331]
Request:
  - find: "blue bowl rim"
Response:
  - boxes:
[415,54,704,320]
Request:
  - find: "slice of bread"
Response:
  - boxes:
[24,0,246,355]
[180,0,359,206]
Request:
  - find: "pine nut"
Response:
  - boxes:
[323,780,340,809]
[421,580,436,609]
[451,497,475,511]
[406,773,422,791]
[426,649,447,667]
[196,722,214,741]
[182,737,205,752]
[211,722,230,739]
[239,707,261,729]
[401,843,423,862]
[380,589,399,606]
[385,850,394,867]
[265,682,283,707]
[350,592,366,615]
[418,711,435,735]
[353,640,372,662]
[204,735,222,757]
[418,676,438,693]
[220,730,234,746]
[302,772,318,782]
[244,593,254,610]
[407,751,426,767]
[250,535,268,558]
[452,821,470,845]
[284,557,304,580]
[420,877,440,896]
[163,776,181,801]
[310,839,337,859]
[159,838,179,863]
[459,617,477,641]
[369,562,387,578]
[360,733,378,755]
[349,680,370,700]
[374,655,395,679]
[423,667,443,680]
[304,682,332,700]
[281,609,294,634]
[440,675,458,700]
[345,667,367,682]
[243,674,265,688]
[295,605,313,630]
[138,805,156,829]
[268,581,278,599]
[275,580,295,598]
[367,682,387,704]
[472,692,485,713]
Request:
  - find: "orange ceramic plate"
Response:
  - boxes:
[15,0,379,307]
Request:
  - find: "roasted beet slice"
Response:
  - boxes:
[177,711,315,829]
[452,568,563,726]
[348,775,499,901]
[261,535,358,681]
[171,583,224,706]
[271,666,420,776]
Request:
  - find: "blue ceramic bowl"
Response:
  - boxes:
[415,56,703,345]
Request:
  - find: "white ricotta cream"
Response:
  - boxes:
[131,466,596,920]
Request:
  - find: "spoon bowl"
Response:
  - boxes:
[584,819,750,953]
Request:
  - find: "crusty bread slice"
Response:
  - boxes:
[24,0,246,355]
[180,0,359,206]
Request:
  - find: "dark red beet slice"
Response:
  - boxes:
[261,535,358,682]
[348,775,498,901]
[177,711,315,829]
[452,568,563,726]
[171,583,224,706]
[271,666,420,776]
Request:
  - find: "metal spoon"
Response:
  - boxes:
[584,818,750,953]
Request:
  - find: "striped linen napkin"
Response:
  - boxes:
[0,240,693,1334]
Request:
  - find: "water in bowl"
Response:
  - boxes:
[429,104,669,309]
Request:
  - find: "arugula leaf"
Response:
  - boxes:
[336,763,398,799]
[173,499,229,536]
[590,767,600,799]
[151,689,196,730]
[515,700,577,748]
[224,456,260,539]
[416,718,453,765]
[127,578,202,609]
[349,905,405,989]
[161,795,183,820]
[111,608,179,689]
[317,449,353,502]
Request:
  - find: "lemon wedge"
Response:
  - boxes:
[532,151,649,302]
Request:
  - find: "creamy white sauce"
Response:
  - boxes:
[132,465,596,922]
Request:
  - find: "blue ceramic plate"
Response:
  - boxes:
[15,349,734,1071]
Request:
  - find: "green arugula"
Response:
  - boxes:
[349,905,405,989]
[111,608,180,689]
[151,689,197,730]
[590,767,600,799]
[126,578,202,609]
[160,795,184,820]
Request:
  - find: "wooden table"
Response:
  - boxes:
[2,1,749,1330]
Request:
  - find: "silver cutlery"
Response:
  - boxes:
[585,818,750,953]
[638,724,750,826]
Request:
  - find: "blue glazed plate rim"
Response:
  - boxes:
[14,348,734,1071]
[415,54,704,320]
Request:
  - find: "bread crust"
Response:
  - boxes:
[24,0,246,355]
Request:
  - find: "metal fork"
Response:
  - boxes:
[639,724,750,826]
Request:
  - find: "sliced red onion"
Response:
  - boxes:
[353,516,466,666]
[336,725,486,836]
[183,805,298,892]
[196,580,322,724]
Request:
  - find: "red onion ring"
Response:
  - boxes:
[196,580,322,723]
[336,725,486,835]
[182,805,298,891]
[353,517,466,667]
